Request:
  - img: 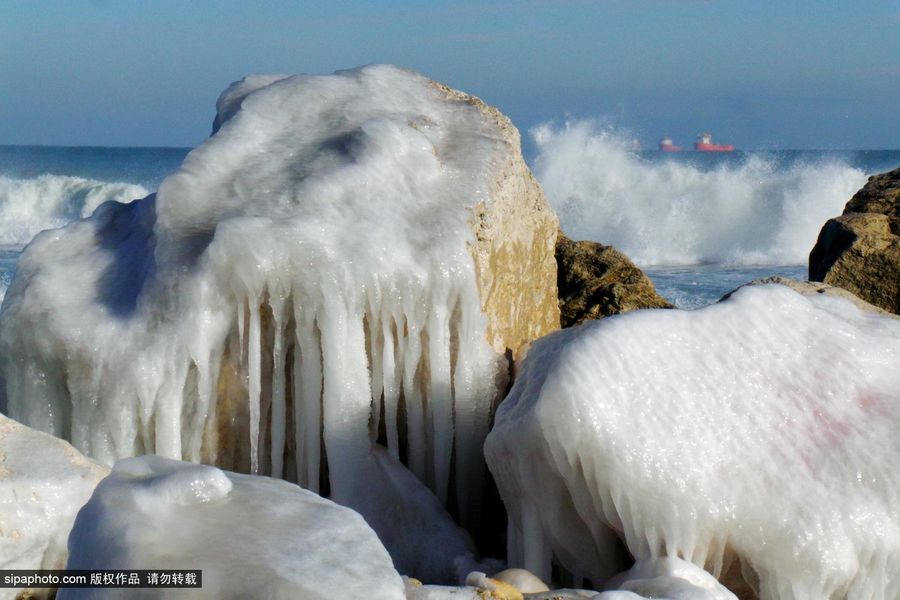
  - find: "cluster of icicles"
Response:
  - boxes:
[221,275,498,519]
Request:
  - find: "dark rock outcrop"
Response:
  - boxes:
[556,233,673,328]
[809,167,900,314]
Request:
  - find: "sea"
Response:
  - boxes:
[1,131,899,309]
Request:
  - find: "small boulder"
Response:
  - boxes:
[60,456,406,599]
[0,414,108,599]
[556,233,673,327]
[809,166,900,314]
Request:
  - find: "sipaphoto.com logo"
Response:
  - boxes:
[0,570,201,588]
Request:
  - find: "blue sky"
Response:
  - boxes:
[2,0,898,149]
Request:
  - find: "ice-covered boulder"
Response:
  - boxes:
[0,413,108,599]
[809,165,900,314]
[485,284,900,598]
[59,455,406,599]
[0,66,559,537]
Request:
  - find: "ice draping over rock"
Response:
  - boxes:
[59,455,405,599]
[0,413,108,599]
[0,66,560,546]
[597,558,737,600]
[485,284,900,598]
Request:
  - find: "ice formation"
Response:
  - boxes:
[598,558,737,600]
[485,284,900,598]
[0,66,523,532]
[59,455,406,599]
[0,413,108,599]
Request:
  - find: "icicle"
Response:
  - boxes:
[295,302,322,493]
[522,501,553,585]
[269,293,287,479]
[154,360,189,461]
[381,309,400,459]
[366,283,384,444]
[402,309,425,482]
[291,320,306,487]
[427,284,453,505]
[453,295,493,525]
[247,300,262,474]
[186,357,209,463]
[237,299,246,358]
[318,292,372,503]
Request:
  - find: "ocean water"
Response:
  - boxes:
[0,137,898,307]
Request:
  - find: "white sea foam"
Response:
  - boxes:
[0,175,147,248]
[486,284,900,597]
[532,121,868,266]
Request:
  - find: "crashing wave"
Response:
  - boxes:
[533,121,868,266]
[0,174,146,248]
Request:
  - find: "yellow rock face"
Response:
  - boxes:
[434,81,561,362]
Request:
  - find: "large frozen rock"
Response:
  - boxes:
[809,166,900,314]
[485,284,900,598]
[59,455,406,599]
[0,66,559,541]
[0,414,108,599]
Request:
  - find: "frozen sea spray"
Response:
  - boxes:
[60,456,406,599]
[485,284,900,598]
[0,65,559,559]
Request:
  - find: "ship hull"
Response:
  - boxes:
[694,143,734,152]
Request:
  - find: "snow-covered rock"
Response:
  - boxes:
[0,65,559,539]
[59,455,406,599]
[485,284,900,598]
[0,413,108,599]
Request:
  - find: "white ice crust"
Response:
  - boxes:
[59,455,406,599]
[486,284,900,598]
[599,558,737,600]
[0,413,108,599]
[0,66,504,541]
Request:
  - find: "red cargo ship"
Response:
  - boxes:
[658,136,681,152]
[694,132,734,152]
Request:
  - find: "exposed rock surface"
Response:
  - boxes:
[556,233,673,327]
[0,414,108,599]
[809,166,900,314]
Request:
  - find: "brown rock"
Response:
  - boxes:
[556,233,673,328]
[809,166,900,314]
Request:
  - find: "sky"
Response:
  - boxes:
[1,0,899,149]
